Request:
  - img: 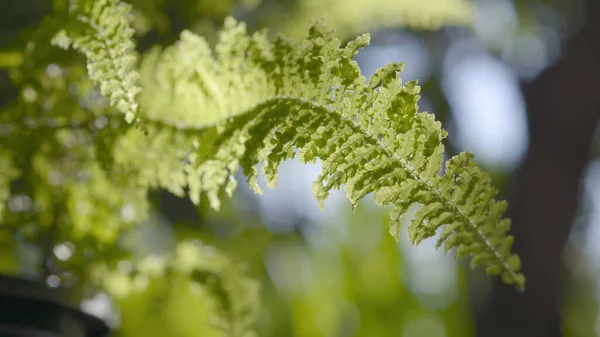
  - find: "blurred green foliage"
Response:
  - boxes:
[0,0,479,335]
[1,0,598,336]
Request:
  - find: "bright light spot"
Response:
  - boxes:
[46,64,62,78]
[202,245,216,258]
[77,170,90,182]
[137,255,166,277]
[132,275,149,291]
[117,260,132,274]
[8,195,33,212]
[22,87,37,102]
[46,275,61,288]
[42,100,54,111]
[120,204,136,221]
[442,48,529,170]
[94,116,108,129]
[53,242,74,261]
[76,201,92,215]
[24,117,37,129]
[81,292,114,325]
[48,170,63,186]
[104,273,132,299]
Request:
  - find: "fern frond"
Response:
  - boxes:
[51,0,141,123]
[180,243,260,337]
[131,18,524,290]
[102,241,260,337]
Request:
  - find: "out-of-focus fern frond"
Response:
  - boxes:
[101,240,260,337]
[51,0,141,123]
[264,0,474,40]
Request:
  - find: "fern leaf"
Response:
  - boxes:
[51,0,141,123]
[132,18,525,290]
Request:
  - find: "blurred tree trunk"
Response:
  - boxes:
[475,1,600,336]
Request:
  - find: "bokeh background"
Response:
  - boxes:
[1,0,600,336]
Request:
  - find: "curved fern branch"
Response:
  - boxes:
[130,18,525,290]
